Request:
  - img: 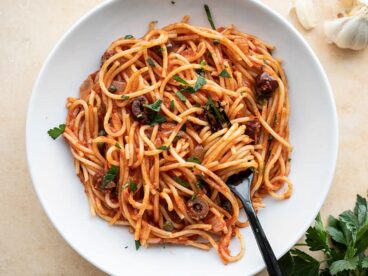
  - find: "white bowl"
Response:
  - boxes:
[26,0,338,275]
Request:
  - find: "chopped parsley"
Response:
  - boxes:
[124,35,134,39]
[101,165,119,189]
[144,99,162,112]
[268,134,274,141]
[147,58,155,67]
[204,4,216,30]
[157,145,169,150]
[193,75,206,91]
[176,91,187,102]
[121,95,130,100]
[123,180,137,192]
[135,240,141,250]
[213,39,220,45]
[108,85,117,93]
[149,112,167,126]
[115,142,122,149]
[187,157,201,164]
[47,124,66,140]
[219,69,231,78]
[173,75,189,85]
[174,176,190,188]
[169,100,175,110]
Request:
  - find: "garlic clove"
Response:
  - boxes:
[291,0,318,30]
[324,6,368,50]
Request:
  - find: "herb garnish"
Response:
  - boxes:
[219,69,231,78]
[213,39,220,45]
[187,157,201,164]
[135,240,141,250]
[173,75,189,85]
[174,176,190,188]
[147,58,155,67]
[101,165,119,189]
[176,91,187,102]
[124,35,134,39]
[108,85,117,93]
[204,97,231,132]
[157,145,169,150]
[170,100,175,110]
[279,195,368,275]
[123,180,137,192]
[174,74,206,93]
[47,124,66,140]
[121,95,130,100]
[144,99,162,112]
[193,75,206,91]
[115,142,122,149]
[204,4,216,30]
[149,112,167,126]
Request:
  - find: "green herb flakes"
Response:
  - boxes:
[124,35,134,39]
[147,58,155,67]
[219,69,231,78]
[174,176,190,188]
[101,165,118,189]
[204,4,216,30]
[187,156,201,164]
[144,99,162,112]
[176,91,187,102]
[47,124,66,140]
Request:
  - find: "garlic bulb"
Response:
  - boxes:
[324,5,368,50]
[290,0,318,30]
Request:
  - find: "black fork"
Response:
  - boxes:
[227,172,283,276]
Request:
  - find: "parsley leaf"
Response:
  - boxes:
[147,58,155,67]
[187,157,201,164]
[362,256,368,268]
[115,142,122,149]
[144,99,162,112]
[330,257,359,275]
[169,100,174,110]
[123,180,137,192]
[327,226,346,245]
[305,213,329,251]
[290,249,320,275]
[121,95,130,100]
[204,4,216,30]
[173,75,189,85]
[157,145,169,150]
[193,75,206,91]
[219,69,231,78]
[174,176,190,188]
[176,91,187,102]
[101,165,119,189]
[149,112,167,126]
[47,124,66,140]
[281,194,368,275]
[124,35,134,39]
[135,240,141,250]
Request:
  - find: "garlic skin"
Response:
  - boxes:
[340,0,368,12]
[291,0,318,30]
[324,6,368,50]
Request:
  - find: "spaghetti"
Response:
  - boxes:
[63,16,292,263]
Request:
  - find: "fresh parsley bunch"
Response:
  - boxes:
[279,195,368,275]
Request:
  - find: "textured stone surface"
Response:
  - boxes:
[0,0,367,275]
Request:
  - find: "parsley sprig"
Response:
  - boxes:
[279,194,368,275]
[47,124,66,139]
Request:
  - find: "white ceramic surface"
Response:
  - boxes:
[26,0,338,275]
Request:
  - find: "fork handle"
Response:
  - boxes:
[230,188,283,276]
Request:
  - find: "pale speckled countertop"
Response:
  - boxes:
[1,0,367,275]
